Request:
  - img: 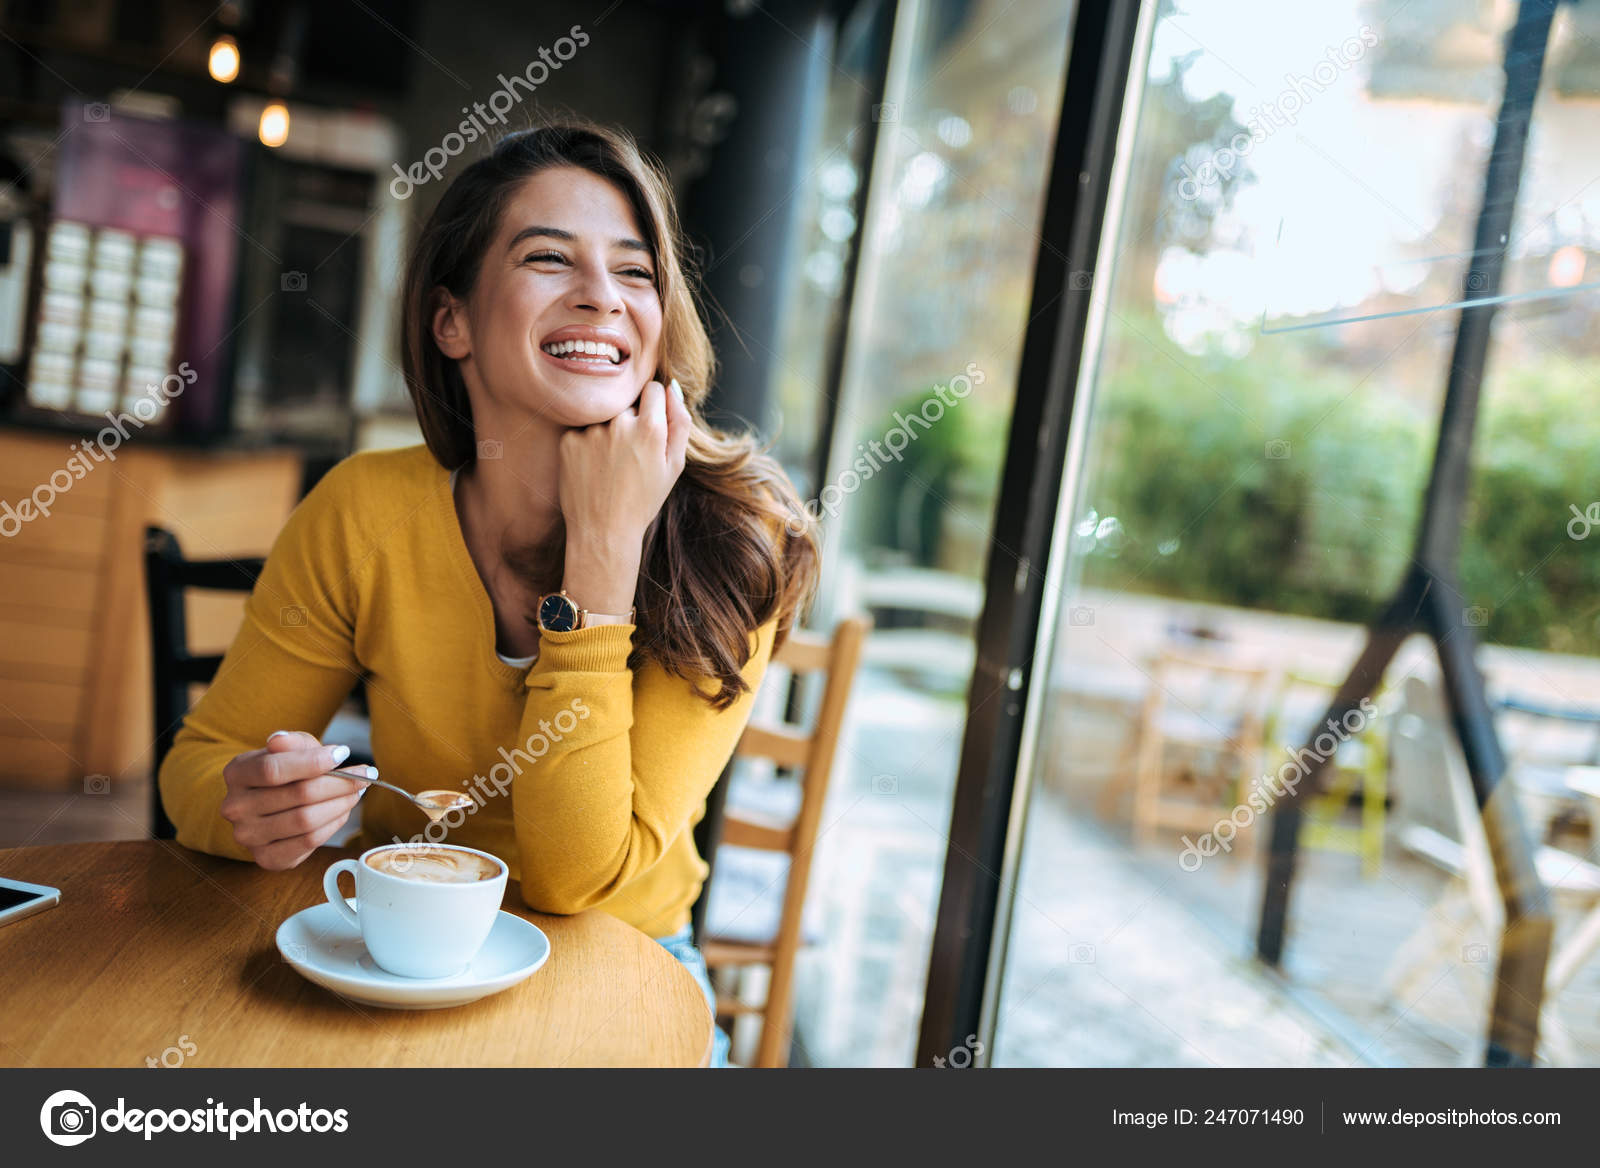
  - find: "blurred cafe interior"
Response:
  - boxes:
[3,0,1600,1068]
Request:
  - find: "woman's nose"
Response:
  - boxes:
[569,264,624,315]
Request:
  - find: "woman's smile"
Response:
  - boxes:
[538,324,632,376]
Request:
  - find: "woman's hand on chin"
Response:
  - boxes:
[556,377,690,613]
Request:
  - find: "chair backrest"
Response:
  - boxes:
[726,614,869,862]
[144,526,264,839]
[1494,694,1600,770]
[1264,669,1389,756]
[1144,646,1272,741]
[1391,673,1500,919]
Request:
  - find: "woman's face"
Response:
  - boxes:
[436,165,664,429]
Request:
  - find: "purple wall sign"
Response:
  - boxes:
[52,101,244,435]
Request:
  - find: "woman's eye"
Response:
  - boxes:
[525,251,566,264]
[621,267,654,280]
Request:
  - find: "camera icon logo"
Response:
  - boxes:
[280,270,308,293]
[83,773,111,795]
[1463,606,1489,627]
[1462,942,1489,963]
[84,103,110,123]
[477,439,503,460]
[1068,943,1097,964]
[871,774,898,795]
[1465,270,1488,292]
[40,1089,97,1146]
[1069,270,1093,291]
[281,605,307,627]
[1068,606,1095,627]
[872,102,898,122]
[1265,439,1291,460]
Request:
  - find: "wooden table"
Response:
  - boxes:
[0,840,713,1067]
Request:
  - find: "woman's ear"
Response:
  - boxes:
[431,287,471,360]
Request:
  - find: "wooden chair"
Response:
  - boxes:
[144,526,266,840]
[1129,647,1271,850]
[1263,671,1389,877]
[144,526,371,840]
[701,616,869,1067]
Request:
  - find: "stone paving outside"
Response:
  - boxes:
[1011,782,1600,1067]
[990,791,1355,1067]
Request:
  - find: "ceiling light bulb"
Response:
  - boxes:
[258,103,289,148]
[208,36,240,84]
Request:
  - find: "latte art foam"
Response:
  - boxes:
[367,846,500,884]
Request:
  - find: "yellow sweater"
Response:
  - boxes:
[159,443,776,939]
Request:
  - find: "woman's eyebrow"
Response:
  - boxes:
[507,225,652,255]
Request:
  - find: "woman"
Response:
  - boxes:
[158,122,820,1067]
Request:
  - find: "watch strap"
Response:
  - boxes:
[537,589,636,631]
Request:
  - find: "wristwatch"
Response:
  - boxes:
[535,590,636,632]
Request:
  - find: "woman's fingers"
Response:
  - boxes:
[250,810,359,872]
[253,741,351,788]
[225,773,367,820]
[636,379,666,439]
[665,378,690,470]
[219,733,368,870]
[233,788,362,850]
[266,729,321,754]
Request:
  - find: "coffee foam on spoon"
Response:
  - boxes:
[414,789,473,823]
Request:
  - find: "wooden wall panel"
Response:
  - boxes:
[0,430,302,791]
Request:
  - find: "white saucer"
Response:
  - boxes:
[275,900,550,1010]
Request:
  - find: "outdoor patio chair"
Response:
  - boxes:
[1262,671,1390,877]
[1493,693,1600,846]
[1129,647,1271,852]
[1384,675,1600,1064]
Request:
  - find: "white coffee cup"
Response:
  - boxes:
[322,844,509,979]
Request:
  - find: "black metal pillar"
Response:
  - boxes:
[678,0,834,434]
[1255,0,1559,1068]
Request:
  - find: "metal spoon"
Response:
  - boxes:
[328,766,474,823]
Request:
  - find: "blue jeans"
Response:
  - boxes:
[654,924,731,1068]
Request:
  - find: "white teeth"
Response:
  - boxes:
[541,339,623,363]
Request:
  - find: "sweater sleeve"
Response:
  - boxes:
[157,464,368,861]
[510,616,778,915]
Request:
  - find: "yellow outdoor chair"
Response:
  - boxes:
[1262,671,1389,877]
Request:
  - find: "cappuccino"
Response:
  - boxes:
[367,846,500,884]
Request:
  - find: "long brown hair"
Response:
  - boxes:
[400,121,819,708]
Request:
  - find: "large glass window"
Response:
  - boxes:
[991,0,1600,1067]
[773,0,1076,1066]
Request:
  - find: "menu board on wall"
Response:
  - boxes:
[26,101,242,434]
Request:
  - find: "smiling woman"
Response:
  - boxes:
[155,123,821,1067]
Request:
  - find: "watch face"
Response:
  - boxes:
[538,592,578,632]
